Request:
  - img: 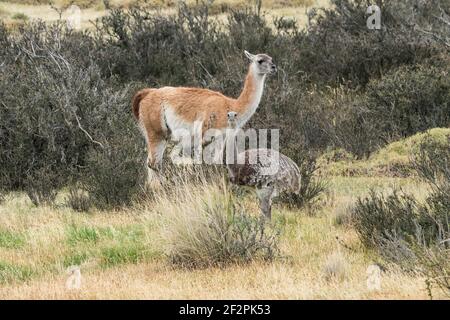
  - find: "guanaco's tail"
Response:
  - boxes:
[131,89,151,120]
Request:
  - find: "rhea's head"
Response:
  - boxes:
[227,111,238,129]
[244,50,277,75]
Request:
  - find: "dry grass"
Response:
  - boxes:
[322,251,349,281]
[0,0,331,29]
[0,260,433,299]
[0,175,445,299]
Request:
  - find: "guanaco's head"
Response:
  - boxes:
[244,50,277,75]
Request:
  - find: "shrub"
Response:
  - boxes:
[353,190,421,253]
[11,13,29,21]
[413,244,450,297]
[160,189,280,268]
[352,137,450,296]
[66,187,91,212]
[24,166,62,206]
[0,21,144,207]
[80,141,144,209]
[296,0,447,87]
[277,154,327,210]
[364,64,450,144]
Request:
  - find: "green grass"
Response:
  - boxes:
[63,222,155,269]
[0,261,35,284]
[66,225,99,245]
[11,12,28,20]
[0,229,26,249]
[62,250,91,267]
[320,128,450,177]
[100,244,151,267]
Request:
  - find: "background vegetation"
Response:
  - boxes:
[1,0,448,207]
[0,0,449,299]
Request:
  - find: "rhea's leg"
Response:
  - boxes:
[256,185,274,220]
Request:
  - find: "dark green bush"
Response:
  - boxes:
[0,21,144,207]
[80,141,143,209]
[277,154,328,210]
[352,137,450,296]
[66,187,91,212]
[364,64,450,143]
[296,0,447,87]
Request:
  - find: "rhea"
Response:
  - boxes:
[225,111,301,219]
[132,51,276,187]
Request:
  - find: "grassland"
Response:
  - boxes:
[0,0,447,301]
[0,0,330,29]
[0,128,447,300]
[318,128,450,177]
[0,171,443,299]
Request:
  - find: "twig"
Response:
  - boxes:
[74,113,105,149]
[415,26,450,48]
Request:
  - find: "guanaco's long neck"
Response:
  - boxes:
[236,65,266,126]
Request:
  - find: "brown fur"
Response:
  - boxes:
[132,89,152,120]
[132,51,276,182]
[135,69,258,129]
[133,68,261,168]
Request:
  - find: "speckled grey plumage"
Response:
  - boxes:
[226,112,301,219]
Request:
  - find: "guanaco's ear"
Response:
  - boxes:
[244,50,255,61]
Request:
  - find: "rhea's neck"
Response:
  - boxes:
[224,126,239,171]
[236,64,266,126]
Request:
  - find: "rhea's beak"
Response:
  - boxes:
[270,63,277,74]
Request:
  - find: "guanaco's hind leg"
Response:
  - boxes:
[146,135,167,189]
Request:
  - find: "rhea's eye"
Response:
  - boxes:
[258,60,263,64]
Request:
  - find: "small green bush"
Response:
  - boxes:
[80,141,144,209]
[163,195,280,268]
[24,166,62,206]
[66,187,91,212]
[11,13,29,21]
[277,154,327,210]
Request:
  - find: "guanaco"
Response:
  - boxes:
[132,50,276,187]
